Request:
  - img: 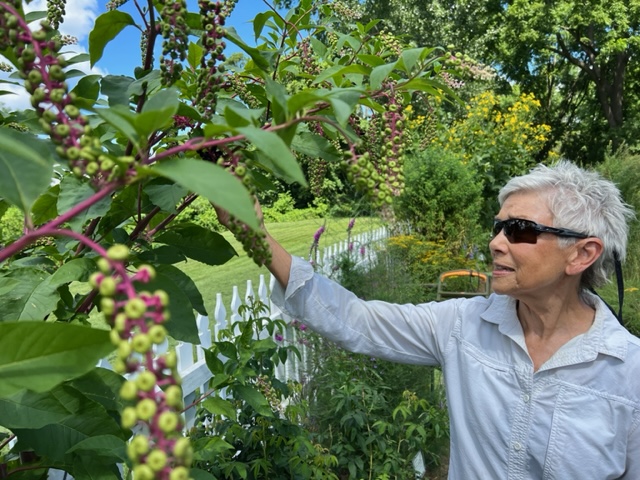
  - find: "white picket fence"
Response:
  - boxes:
[174,225,389,429]
[92,226,389,430]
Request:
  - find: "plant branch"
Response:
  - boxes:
[0,182,120,263]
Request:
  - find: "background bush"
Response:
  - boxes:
[393,148,484,247]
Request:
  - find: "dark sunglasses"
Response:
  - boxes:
[492,218,589,244]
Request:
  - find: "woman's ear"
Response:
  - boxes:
[566,238,604,276]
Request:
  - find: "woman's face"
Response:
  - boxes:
[489,190,576,302]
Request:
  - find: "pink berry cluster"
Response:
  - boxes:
[194,0,237,119]
[89,245,193,480]
[0,3,131,185]
[159,0,189,86]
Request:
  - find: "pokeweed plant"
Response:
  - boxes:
[0,0,454,478]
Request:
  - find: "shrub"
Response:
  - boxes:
[0,204,24,246]
[393,148,483,247]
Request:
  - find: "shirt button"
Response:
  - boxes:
[523,394,530,403]
[513,442,523,451]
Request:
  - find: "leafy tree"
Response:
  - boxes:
[358,0,640,163]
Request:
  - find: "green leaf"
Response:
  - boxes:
[57,176,112,232]
[187,41,203,70]
[71,75,102,109]
[202,396,237,419]
[190,468,218,480]
[0,322,113,398]
[0,268,58,321]
[68,368,124,413]
[11,387,124,462]
[192,438,234,461]
[291,132,341,162]
[93,105,141,150]
[370,62,397,90]
[225,26,274,71]
[154,263,207,316]
[137,87,180,136]
[237,126,306,185]
[155,223,237,267]
[31,183,59,225]
[0,128,53,213]
[151,158,260,230]
[145,180,188,213]
[142,266,200,343]
[100,75,134,106]
[137,245,186,265]
[235,385,274,417]
[66,435,127,461]
[89,11,137,67]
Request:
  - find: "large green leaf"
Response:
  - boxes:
[0,268,57,321]
[137,88,180,137]
[237,126,306,185]
[151,158,260,230]
[154,263,208,316]
[235,385,274,417]
[89,10,136,67]
[142,267,200,343]
[31,184,60,225]
[0,322,114,398]
[291,132,341,162]
[145,180,189,213]
[155,223,236,267]
[11,386,124,462]
[57,176,113,232]
[100,75,134,106]
[0,128,53,213]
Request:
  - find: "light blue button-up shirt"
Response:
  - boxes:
[272,256,640,479]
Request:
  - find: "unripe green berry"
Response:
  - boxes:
[146,449,167,472]
[148,325,167,344]
[169,466,189,480]
[125,298,147,320]
[132,464,154,480]
[135,398,157,421]
[89,272,103,288]
[117,340,132,359]
[173,437,191,459]
[131,333,152,354]
[85,162,99,175]
[158,411,179,433]
[120,380,138,401]
[135,371,156,392]
[110,328,123,346]
[96,257,111,273]
[155,290,169,307]
[113,358,127,374]
[99,276,117,297]
[129,435,150,457]
[100,297,115,316]
[165,385,183,408]
[114,313,127,332]
[121,406,138,429]
[107,244,130,261]
[164,351,177,369]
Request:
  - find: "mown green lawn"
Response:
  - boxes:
[178,217,384,316]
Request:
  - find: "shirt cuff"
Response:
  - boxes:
[270,255,314,309]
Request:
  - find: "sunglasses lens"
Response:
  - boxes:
[494,219,539,244]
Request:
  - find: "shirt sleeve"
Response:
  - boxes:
[270,255,462,366]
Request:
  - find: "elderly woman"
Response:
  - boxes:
[220,161,640,478]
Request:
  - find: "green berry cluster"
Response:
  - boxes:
[378,29,402,58]
[46,0,65,30]
[0,5,132,185]
[227,215,272,267]
[106,0,130,10]
[328,1,363,21]
[89,244,192,480]
[194,0,237,119]
[226,72,261,109]
[159,0,189,86]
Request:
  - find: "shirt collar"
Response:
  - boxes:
[480,293,628,362]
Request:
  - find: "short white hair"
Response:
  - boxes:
[498,160,635,290]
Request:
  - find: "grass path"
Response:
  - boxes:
[179,217,383,316]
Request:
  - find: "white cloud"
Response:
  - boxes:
[25,0,98,42]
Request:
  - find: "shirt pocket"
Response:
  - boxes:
[543,384,632,480]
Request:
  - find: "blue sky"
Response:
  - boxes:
[0,0,278,110]
[98,0,270,75]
